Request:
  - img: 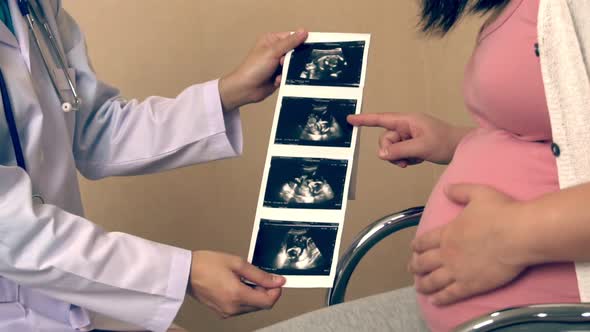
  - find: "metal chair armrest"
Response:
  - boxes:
[326,206,424,306]
[454,303,590,331]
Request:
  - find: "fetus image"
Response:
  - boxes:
[275,228,325,270]
[299,103,344,142]
[264,157,347,210]
[300,48,348,81]
[279,162,335,205]
[275,97,356,147]
[252,220,338,275]
[286,41,365,87]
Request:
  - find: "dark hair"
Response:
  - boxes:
[420,0,510,35]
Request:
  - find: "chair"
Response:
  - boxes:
[326,207,590,332]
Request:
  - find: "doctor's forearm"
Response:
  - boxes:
[511,182,590,265]
[0,166,189,332]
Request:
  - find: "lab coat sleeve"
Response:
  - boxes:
[0,165,191,332]
[55,9,243,180]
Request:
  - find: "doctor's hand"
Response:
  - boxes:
[219,30,308,111]
[409,184,527,306]
[188,251,285,318]
[347,112,472,167]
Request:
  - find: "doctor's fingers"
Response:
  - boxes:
[238,285,282,310]
[234,260,286,288]
[274,56,287,87]
[217,289,281,318]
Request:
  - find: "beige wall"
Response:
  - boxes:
[62,1,483,331]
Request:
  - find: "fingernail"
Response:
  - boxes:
[379,150,388,158]
[272,274,285,282]
[296,29,306,36]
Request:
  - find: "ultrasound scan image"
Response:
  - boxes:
[300,48,347,81]
[264,157,348,210]
[252,220,338,275]
[275,97,356,147]
[286,41,365,87]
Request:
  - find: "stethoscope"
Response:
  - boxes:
[17,0,81,112]
[0,0,79,203]
[0,67,43,203]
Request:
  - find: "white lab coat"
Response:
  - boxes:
[0,0,243,331]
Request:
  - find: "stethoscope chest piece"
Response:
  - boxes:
[62,98,81,112]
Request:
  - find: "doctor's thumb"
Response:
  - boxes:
[236,262,286,288]
[274,29,308,56]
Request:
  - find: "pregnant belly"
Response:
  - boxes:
[415,129,579,332]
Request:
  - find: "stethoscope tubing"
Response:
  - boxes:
[0,68,26,171]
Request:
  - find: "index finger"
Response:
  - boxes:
[347,113,406,130]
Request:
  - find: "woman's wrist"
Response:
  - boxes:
[506,195,572,268]
[499,200,545,267]
[508,183,590,266]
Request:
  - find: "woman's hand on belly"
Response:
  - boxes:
[409,183,527,306]
[347,112,473,167]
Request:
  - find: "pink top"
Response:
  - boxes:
[415,0,580,331]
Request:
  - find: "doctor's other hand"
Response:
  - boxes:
[188,250,285,318]
[219,30,308,111]
[347,112,472,167]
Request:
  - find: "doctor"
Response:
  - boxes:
[0,0,308,331]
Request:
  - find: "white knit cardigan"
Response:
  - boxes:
[538,0,590,301]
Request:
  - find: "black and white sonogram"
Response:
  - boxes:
[286,41,365,87]
[252,220,338,275]
[264,157,348,210]
[274,97,356,148]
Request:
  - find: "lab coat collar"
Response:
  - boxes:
[8,0,31,71]
[0,19,18,49]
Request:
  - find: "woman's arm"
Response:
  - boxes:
[513,181,590,265]
[348,112,473,166]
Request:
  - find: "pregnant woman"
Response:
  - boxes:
[259,0,590,331]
